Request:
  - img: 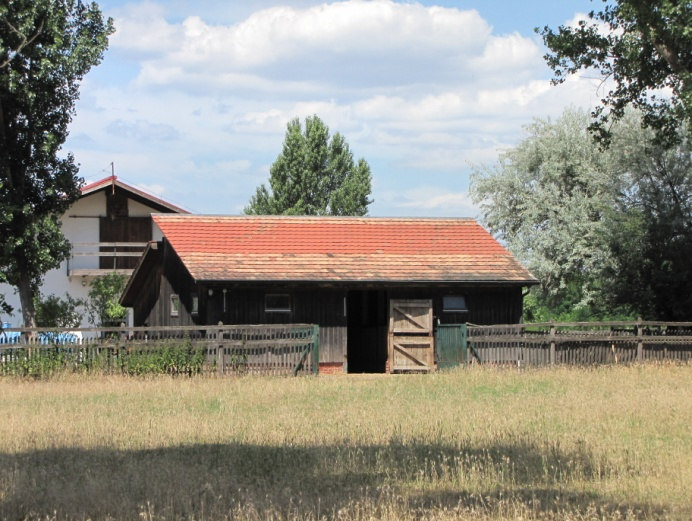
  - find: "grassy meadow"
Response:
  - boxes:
[0,365,690,520]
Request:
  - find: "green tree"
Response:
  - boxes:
[603,117,692,320]
[85,273,128,327]
[34,292,84,328]
[539,0,691,146]
[471,108,691,320]
[0,1,113,327]
[245,115,373,216]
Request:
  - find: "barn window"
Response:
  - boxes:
[443,295,467,312]
[265,294,291,313]
[170,294,180,317]
[191,295,199,315]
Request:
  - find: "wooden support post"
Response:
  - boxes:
[549,323,556,366]
[312,324,320,375]
[217,322,224,375]
[636,319,643,362]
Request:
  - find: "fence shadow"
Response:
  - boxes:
[0,440,678,520]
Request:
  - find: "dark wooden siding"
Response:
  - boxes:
[134,242,199,327]
[386,286,523,326]
[129,246,525,366]
[202,286,347,364]
[99,216,152,269]
[106,187,129,219]
[99,186,154,269]
[131,250,162,327]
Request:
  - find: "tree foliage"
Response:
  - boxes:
[603,116,692,319]
[0,1,113,327]
[539,0,691,146]
[85,273,128,327]
[34,292,84,328]
[245,115,373,216]
[471,108,692,321]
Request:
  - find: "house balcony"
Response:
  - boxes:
[67,242,149,278]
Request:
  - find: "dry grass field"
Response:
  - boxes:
[0,364,690,520]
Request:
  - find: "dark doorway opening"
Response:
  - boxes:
[346,290,388,373]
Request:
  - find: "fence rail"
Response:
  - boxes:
[467,321,692,366]
[0,324,319,377]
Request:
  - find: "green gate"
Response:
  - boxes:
[435,324,467,369]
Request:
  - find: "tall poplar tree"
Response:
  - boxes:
[245,115,373,216]
[0,1,113,327]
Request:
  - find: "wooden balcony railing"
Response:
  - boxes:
[67,242,149,277]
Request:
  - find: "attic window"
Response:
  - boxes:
[265,294,291,313]
[170,294,180,317]
[443,295,468,313]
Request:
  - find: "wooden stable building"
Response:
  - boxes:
[120,216,537,373]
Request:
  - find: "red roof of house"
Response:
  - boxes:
[81,175,189,214]
[151,215,537,284]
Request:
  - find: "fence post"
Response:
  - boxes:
[217,322,225,375]
[119,322,127,347]
[636,318,643,362]
[549,323,556,366]
[312,324,319,375]
[461,324,468,366]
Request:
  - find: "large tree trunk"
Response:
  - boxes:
[17,274,36,328]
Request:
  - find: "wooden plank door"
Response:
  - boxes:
[388,299,434,372]
[435,324,468,369]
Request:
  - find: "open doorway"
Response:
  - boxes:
[346,290,388,373]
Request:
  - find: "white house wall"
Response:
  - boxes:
[64,193,103,272]
[0,189,172,328]
[129,198,160,217]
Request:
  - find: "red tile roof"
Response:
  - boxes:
[152,215,537,284]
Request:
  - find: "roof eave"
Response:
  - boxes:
[194,277,539,286]
[81,176,190,214]
[120,242,160,306]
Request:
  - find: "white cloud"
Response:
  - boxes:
[111,0,505,92]
[110,2,183,55]
[106,119,180,141]
[67,1,601,217]
[385,187,478,217]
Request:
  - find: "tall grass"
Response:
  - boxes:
[0,365,690,520]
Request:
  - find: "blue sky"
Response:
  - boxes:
[66,0,604,216]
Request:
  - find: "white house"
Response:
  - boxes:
[0,175,188,327]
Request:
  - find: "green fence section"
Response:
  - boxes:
[435,324,467,369]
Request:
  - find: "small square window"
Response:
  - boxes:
[170,294,180,317]
[443,295,467,312]
[265,294,291,313]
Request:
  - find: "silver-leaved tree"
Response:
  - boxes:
[471,108,691,321]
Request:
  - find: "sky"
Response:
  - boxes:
[65,0,605,217]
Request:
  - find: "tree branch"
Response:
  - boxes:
[0,18,44,69]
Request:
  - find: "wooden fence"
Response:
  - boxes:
[0,324,319,377]
[467,321,692,366]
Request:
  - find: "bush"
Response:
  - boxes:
[0,339,207,378]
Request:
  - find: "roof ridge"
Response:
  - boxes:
[152,214,477,222]
[81,176,189,214]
